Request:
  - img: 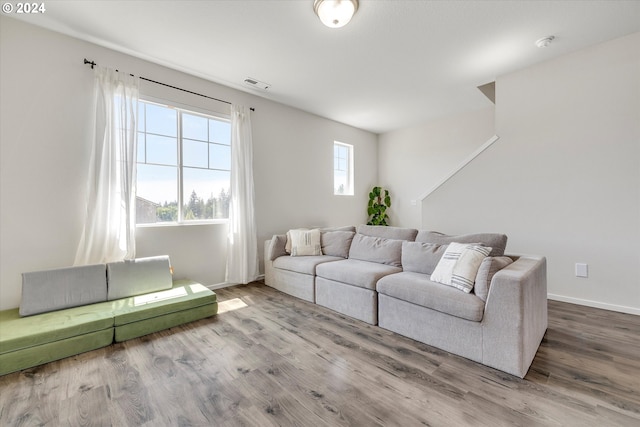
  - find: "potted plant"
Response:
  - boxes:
[367,186,391,226]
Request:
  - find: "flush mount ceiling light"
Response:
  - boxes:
[535,35,555,48]
[314,0,359,29]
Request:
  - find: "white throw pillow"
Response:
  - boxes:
[288,229,322,256]
[451,245,492,293]
[430,242,469,285]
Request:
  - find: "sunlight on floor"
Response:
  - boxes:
[217,297,248,314]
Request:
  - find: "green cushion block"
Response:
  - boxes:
[0,328,113,376]
[110,280,217,326]
[114,302,218,342]
[0,303,115,355]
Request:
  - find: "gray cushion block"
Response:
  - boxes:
[377,272,485,322]
[107,256,173,301]
[321,230,355,258]
[273,255,343,275]
[401,241,448,275]
[356,225,418,241]
[20,264,107,316]
[416,230,508,257]
[316,259,401,290]
[349,234,403,267]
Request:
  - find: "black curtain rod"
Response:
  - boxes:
[84,59,254,111]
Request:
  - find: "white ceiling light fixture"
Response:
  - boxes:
[535,35,555,48]
[313,0,359,29]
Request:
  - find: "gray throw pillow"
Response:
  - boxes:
[321,230,355,258]
[268,234,287,261]
[416,231,507,257]
[474,256,514,301]
[348,234,403,267]
[401,241,448,275]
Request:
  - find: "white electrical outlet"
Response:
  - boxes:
[575,263,588,278]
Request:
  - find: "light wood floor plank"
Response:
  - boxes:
[1,281,639,426]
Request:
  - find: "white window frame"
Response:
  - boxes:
[136,97,231,226]
[334,141,354,196]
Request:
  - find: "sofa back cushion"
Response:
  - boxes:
[474,256,514,301]
[348,234,403,267]
[20,264,107,316]
[416,230,507,257]
[356,225,418,241]
[321,230,355,258]
[401,241,448,275]
[107,256,173,301]
[268,234,288,261]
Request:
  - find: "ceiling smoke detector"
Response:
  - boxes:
[535,35,555,48]
[244,77,271,91]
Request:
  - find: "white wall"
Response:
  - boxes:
[0,17,377,310]
[420,33,640,314]
[378,107,495,228]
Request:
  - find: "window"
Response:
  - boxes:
[334,141,354,195]
[136,100,231,224]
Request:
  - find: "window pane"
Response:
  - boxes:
[136,164,178,223]
[145,103,177,137]
[209,119,231,145]
[183,168,230,220]
[146,135,177,165]
[137,132,145,163]
[137,103,145,132]
[209,143,231,170]
[182,113,208,141]
[334,142,353,195]
[183,139,208,168]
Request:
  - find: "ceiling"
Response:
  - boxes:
[10,1,640,134]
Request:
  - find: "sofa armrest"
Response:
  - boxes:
[481,255,547,378]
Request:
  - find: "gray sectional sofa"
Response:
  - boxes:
[264,225,547,378]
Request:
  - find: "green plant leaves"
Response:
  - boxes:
[367,186,391,226]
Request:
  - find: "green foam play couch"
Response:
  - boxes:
[0,257,218,376]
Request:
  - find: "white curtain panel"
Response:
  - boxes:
[226,105,259,284]
[74,67,139,265]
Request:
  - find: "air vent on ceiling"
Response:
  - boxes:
[244,77,271,91]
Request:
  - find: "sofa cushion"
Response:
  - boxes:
[321,230,355,258]
[349,234,403,267]
[109,280,217,327]
[268,234,288,261]
[316,259,402,290]
[107,256,173,301]
[1,302,114,355]
[20,263,108,317]
[401,241,447,275]
[430,242,471,286]
[451,245,492,293]
[288,229,323,256]
[357,224,418,241]
[474,256,514,301]
[416,231,507,257]
[273,255,344,275]
[377,272,485,322]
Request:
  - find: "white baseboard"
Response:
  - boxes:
[547,293,640,316]
[206,274,265,291]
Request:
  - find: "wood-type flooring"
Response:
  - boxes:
[1,281,639,426]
